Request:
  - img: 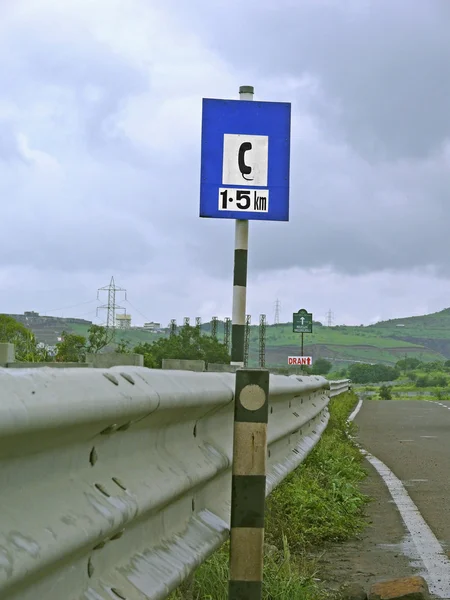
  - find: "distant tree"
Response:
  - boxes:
[396,357,422,371]
[422,360,445,373]
[310,358,332,375]
[116,338,132,354]
[55,331,87,362]
[86,324,115,354]
[348,362,399,384]
[0,314,45,361]
[134,325,230,368]
[432,375,447,388]
[379,385,392,400]
[415,375,430,388]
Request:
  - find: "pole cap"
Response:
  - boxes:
[239,85,254,95]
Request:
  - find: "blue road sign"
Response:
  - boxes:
[199,98,291,221]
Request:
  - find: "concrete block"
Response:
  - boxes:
[86,353,144,368]
[369,576,429,600]
[162,359,205,372]
[207,363,238,373]
[0,343,15,364]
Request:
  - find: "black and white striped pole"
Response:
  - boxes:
[228,368,270,600]
[230,85,253,367]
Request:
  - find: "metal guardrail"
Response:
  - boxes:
[0,367,347,600]
[329,379,351,397]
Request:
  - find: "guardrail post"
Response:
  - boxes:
[229,368,270,600]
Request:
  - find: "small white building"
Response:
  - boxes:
[116,314,132,329]
[143,322,160,331]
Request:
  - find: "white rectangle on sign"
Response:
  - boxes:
[288,356,313,366]
[218,188,269,212]
[222,134,268,187]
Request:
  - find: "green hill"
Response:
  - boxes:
[245,307,450,367]
[9,307,450,368]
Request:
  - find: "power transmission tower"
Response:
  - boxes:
[259,314,266,367]
[183,317,190,328]
[224,317,231,353]
[169,319,177,337]
[244,314,251,366]
[274,299,281,325]
[327,309,334,327]
[195,316,202,332]
[97,276,126,330]
[211,316,218,340]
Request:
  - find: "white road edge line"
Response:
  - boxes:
[347,397,450,598]
[348,397,363,422]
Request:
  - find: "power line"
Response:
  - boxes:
[211,316,218,340]
[44,299,97,314]
[274,299,281,325]
[327,309,334,327]
[244,314,251,366]
[224,317,231,352]
[124,298,152,323]
[169,319,177,337]
[70,309,100,319]
[259,314,266,367]
[97,276,127,330]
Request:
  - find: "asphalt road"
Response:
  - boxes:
[317,399,450,597]
[354,399,450,550]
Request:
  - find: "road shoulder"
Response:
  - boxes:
[315,457,426,592]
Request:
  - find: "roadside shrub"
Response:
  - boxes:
[379,385,392,400]
[435,390,448,401]
[432,375,447,387]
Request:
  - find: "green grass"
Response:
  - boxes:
[169,391,368,599]
[265,393,368,551]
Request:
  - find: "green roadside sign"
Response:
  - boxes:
[293,309,313,334]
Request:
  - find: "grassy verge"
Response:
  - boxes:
[170,391,368,600]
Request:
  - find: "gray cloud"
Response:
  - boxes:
[169,0,450,161]
[1,0,450,326]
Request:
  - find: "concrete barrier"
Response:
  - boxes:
[0,342,15,365]
[86,352,144,368]
[162,358,206,371]
[207,363,238,373]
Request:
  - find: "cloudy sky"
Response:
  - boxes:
[1,0,450,327]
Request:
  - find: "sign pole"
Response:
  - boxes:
[230,85,253,367]
[229,368,269,600]
[301,332,304,372]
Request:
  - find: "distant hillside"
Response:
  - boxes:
[6,307,450,367]
[5,312,161,346]
[7,312,93,345]
[246,321,445,368]
[367,308,450,357]
[370,308,450,330]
